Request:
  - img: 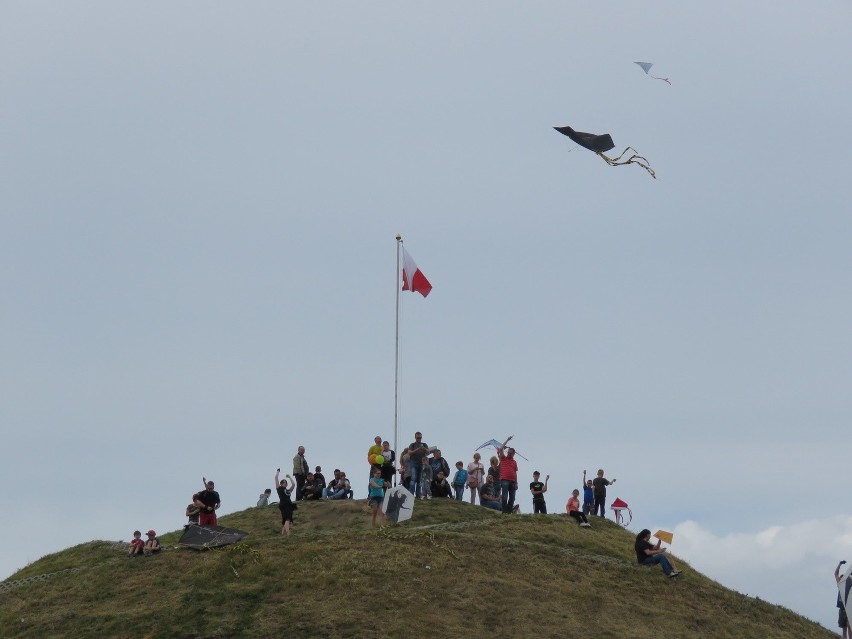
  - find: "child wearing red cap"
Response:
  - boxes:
[143,530,160,556]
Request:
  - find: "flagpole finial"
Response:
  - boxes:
[396,234,402,241]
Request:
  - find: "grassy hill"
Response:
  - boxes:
[0,499,835,639]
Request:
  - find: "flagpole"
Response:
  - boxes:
[394,234,402,486]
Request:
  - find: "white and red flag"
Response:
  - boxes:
[401,246,432,298]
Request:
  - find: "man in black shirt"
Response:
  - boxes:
[196,478,220,526]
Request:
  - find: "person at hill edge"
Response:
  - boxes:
[582,470,594,515]
[530,471,548,514]
[143,530,160,556]
[368,467,386,528]
[197,478,220,526]
[404,431,429,498]
[185,494,201,528]
[452,461,468,501]
[592,468,616,517]
[835,560,851,638]
[275,468,296,535]
[635,529,679,577]
[479,474,502,511]
[127,530,144,557]
[497,434,518,514]
[293,446,309,501]
[566,489,591,527]
[467,452,485,505]
[257,488,272,507]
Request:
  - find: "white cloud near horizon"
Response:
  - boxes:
[668,516,852,628]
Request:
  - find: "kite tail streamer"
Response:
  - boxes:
[597,147,657,179]
[651,75,671,85]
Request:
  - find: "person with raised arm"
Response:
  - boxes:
[497,435,518,514]
[275,468,296,535]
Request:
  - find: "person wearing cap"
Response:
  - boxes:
[530,471,549,514]
[196,477,220,526]
[497,434,518,514]
[143,530,160,556]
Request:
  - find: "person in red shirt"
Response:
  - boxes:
[127,530,144,557]
[497,434,518,514]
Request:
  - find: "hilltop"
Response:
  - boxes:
[0,499,835,639]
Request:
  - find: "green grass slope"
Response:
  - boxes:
[0,500,834,639]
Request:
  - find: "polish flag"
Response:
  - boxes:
[401,246,432,298]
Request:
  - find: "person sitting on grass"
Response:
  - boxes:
[324,469,341,499]
[303,473,324,500]
[143,530,161,556]
[257,488,272,507]
[635,529,680,577]
[431,471,453,499]
[566,489,591,527]
[479,474,502,511]
[368,468,386,528]
[128,530,144,557]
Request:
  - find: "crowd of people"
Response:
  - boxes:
[163,431,677,580]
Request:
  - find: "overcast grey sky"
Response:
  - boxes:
[2,0,851,629]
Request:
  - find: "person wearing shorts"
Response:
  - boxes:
[368,468,385,528]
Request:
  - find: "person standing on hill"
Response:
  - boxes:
[592,468,616,517]
[452,461,468,501]
[582,471,594,516]
[467,452,485,505]
[275,468,296,535]
[367,435,383,477]
[530,471,548,514]
[836,560,851,638]
[197,478,220,526]
[404,432,429,498]
[380,441,396,488]
[368,467,386,528]
[293,446,308,500]
[497,435,518,514]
